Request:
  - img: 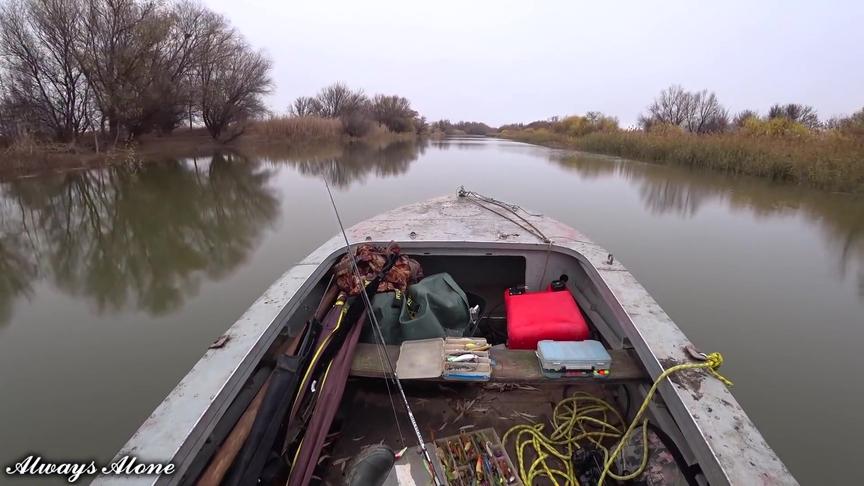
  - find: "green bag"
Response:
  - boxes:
[360,273,470,345]
[399,273,470,342]
[362,291,405,345]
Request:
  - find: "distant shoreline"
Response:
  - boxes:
[500,129,864,194]
[0,126,422,180]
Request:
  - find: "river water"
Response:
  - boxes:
[0,137,861,484]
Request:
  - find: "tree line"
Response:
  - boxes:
[0,0,272,146]
[502,84,864,139]
[288,82,427,137]
[430,120,496,136]
[637,85,833,135]
[640,85,863,137]
[286,83,502,139]
[498,85,864,192]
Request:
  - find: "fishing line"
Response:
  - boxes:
[322,178,442,486]
[370,318,406,445]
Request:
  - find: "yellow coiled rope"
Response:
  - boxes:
[504,352,732,486]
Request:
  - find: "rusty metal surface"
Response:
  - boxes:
[103,193,796,485]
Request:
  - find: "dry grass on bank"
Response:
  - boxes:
[247,115,420,145]
[501,128,864,193]
[247,115,343,145]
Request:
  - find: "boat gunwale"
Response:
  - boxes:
[93,253,343,485]
[99,195,796,486]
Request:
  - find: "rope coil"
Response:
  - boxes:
[505,351,732,485]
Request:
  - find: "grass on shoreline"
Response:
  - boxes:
[246,115,418,145]
[0,116,420,178]
[247,116,343,145]
[501,128,864,193]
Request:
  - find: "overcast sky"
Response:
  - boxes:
[203,0,863,127]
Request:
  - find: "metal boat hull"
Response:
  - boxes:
[99,194,796,485]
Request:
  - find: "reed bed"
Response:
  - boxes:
[501,128,864,193]
[249,115,344,145]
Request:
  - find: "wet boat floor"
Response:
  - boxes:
[320,378,622,485]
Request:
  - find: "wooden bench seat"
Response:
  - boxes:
[350,343,646,384]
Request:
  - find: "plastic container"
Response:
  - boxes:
[395,337,491,381]
[504,288,590,349]
[536,340,611,378]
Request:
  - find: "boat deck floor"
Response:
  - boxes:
[320,378,622,485]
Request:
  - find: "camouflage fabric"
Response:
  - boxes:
[614,425,689,486]
[334,243,423,295]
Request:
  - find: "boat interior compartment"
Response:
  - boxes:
[350,251,645,383]
[114,194,795,486]
[323,250,654,484]
[180,248,695,486]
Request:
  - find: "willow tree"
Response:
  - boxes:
[73,0,167,140]
[0,0,93,141]
[371,94,417,133]
[194,11,271,141]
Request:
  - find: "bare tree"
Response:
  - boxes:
[74,0,173,141]
[643,85,693,128]
[826,107,864,137]
[126,0,214,135]
[0,75,12,141]
[0,0,273,144]
[687,90,728,133]
[642,85,728,133]
[733,109,759,128]
[288,95,321,117]
[0,0,93,141]
[371,94,417,133]
[194,16,271,142]
[768,103,820,129]
[315,82,368,119]
[454,121,495,135]
[413,115,428,135]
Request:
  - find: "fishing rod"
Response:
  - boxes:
[322,179,443,486]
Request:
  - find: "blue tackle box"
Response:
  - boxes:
[536,340,612,378]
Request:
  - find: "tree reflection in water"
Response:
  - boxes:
[0,231,37,326]
[0,153,278,322]
[552,152,864,288]
[429,138,487,151]
[255,138,425,188]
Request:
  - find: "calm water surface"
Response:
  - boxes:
[0,138,861,484]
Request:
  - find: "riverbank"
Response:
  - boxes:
[500,128,864,193]
[0,123,420,179]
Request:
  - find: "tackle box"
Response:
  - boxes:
[396,337,491,381]
[536,340,612,378]
[504,287,589,350]
[432,428,522,486]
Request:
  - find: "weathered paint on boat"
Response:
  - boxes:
[98,194,796,485]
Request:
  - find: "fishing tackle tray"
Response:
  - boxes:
[433,427,523,486]
[396,337,491,381]
[536,339,612,378]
